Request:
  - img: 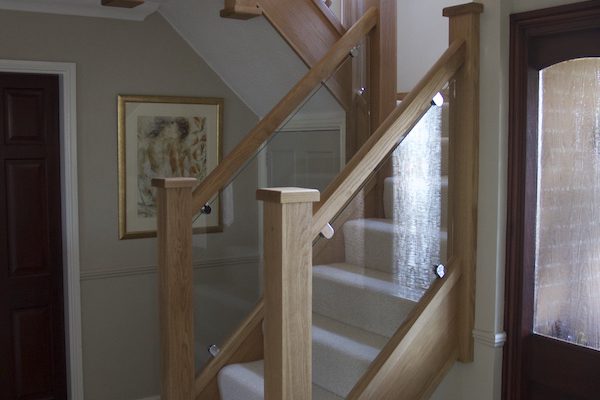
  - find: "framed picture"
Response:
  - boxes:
[118,95,223,239]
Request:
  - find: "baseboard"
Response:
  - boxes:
[472,329,507,348]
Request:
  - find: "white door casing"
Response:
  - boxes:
[0,59,83,400]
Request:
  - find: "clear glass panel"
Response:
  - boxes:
[310,89,450,398]
[191,52,357,372]
[533,58,600,351]
[328,0,343,22]
[192,51,357,226]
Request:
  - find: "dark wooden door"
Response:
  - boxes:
[504,2,600,399]
[0,73,67,400]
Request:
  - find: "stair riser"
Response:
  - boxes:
[343,220,447,282]
[313,336,375,398]
[383,177,448,226]
[314,274,415,337]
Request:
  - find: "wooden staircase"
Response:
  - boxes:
[152,2,482,399]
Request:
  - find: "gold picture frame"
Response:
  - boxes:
[118,95,223,239]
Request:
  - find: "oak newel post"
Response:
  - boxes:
[152,177,196,400]
[443,3,482,363]
[257,187,320,400]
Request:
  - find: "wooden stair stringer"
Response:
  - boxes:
[259,0,352,112]
[220,0,351,111]
[220,0,263,20]
[347,260,462,400]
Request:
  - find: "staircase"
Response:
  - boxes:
[217,216,428,400]
[217,106,449,399]
[152,2,482,400]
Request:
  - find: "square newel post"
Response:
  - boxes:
[257,187,320,400]
[443,2,483,363]
[152,177,197,400]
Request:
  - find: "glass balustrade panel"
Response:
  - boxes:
[189,52,360,372]
[310,86,451,399]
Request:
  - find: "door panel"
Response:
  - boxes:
[6,160,50,275]
[12,307,54,399]
[0,72,66,400]
[528,335,600,399]
[4,88,46,144]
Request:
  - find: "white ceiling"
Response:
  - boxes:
[0,0,163,21]
[0,0,342,118]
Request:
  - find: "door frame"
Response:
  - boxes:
[0,59,83,400]
[503,1,600,398]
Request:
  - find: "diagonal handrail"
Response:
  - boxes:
[310,38,466,239]
[190,7,379,213]
[193,39,467,398]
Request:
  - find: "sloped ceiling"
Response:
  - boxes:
[159,0,309,117]
[0,0,341,117]
[0,0,161,20]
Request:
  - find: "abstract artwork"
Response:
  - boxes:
[118,95,223,239]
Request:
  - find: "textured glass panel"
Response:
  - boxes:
[534,58,600,351]
[310,93,450,397]
[388,102,447,290]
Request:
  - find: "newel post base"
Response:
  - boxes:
[152,177,197,400]
[257,187,320,400]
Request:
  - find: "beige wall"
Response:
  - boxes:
[0,9,260,400]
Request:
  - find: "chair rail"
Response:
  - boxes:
[190,7,379,213]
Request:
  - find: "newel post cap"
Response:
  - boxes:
[443,2,483,17]
[256,187,320,204]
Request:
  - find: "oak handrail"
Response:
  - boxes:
[193,35,472,400]
[190,7,379,213]
[310,38,467,239]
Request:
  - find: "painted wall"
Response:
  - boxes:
[396,0,457,93]
[395,0,584,399]
[0,10,260,400]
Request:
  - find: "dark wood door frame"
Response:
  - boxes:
[0,60,82,400]
[503,1,600,399]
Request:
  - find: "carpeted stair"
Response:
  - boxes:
[217,116,448,399]
[217,219,444,397]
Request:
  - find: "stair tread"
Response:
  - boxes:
[313,312,388,361]
[218,314,386,399]
[314,262,424,302]
[313,262,418,338]
[384,175,448,184]
[218,360,344,400]
[344,217,448,238]
[312,313,387,396]
[343,217,447,277]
